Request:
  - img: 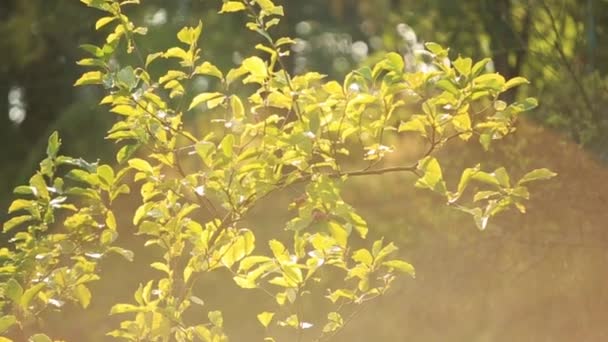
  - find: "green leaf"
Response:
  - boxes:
[46,131,61,158]
[471,58,491,77]
[323,312,344,333]
[105,211,117,230]
[504,76,529,91]
[110,303,141,315]
[473,73,505,91]
[425,42,448,57]
[327,221,348,247]
[195,62,223,79]
[208,311,223,328]
[220,134,235,158]
[269,240,287,259]
[327,289,354,303]
[150,262,171,274]
[74,71,103,86]
[220,230,255,268]
[97,164,115,186]
[75,284,92,308]
[436,79,460,96]
[163,47,189,60]
[457,207,489,230]
[415,157,447,195]
[352,249,373,266]
[512,97,538,112]
[226,66,248,86]
[238,255,272,272]
[0,315,17,334]
[220,1,246,13]
[116,144,139,164]
[374,242,398,263]
[494,100,507,111]
[231,95,245,120]
[494,167,510,188]
[472,171,500,187]
[474,191,500,202]
[3,215,33,233]
[242,57,268,80]
[145,52,163,67]
[5,279,23,303]
[20,283,45,308]
[452,111,472,138]
[108,247,134,261]
[189,92,225,110]
[257,311,275,328]
[28,334,52,342]
[128,158,154,174]
[255,0,278,12]
[398,116,427,136]
[452,166,479,202]
[233,275,257,289]
[479,133,492,151]
[67,169,99,186]
[177,21,203,45]
[518,168,557,185]
[13,185,34,196]
[110,105,138,116]
[385,52,404,72]
[382,260,415,277]
[116,66,138,90]
[95,16,116,30]
[453,57,472,77]
[8,199,35,214]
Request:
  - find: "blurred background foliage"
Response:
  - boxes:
[1,0,608,341]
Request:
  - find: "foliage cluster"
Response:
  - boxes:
[0,0,554,341]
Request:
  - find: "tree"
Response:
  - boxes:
[0,0,555,341]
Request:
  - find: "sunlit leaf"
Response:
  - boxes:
[453,57,472,77]
[3,215,33,233]
[518,168,557,185]
[257,311,275,328]
[0,315,17,335]
[382,260,415,277]
[74,71,103,86]
[75,284,92,308]
[504,76,530,91]
[220,1,246,13]
[95,16,116,30]
[189,92,225,110]
[28,334,53,342]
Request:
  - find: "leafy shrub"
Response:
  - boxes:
[0,0,555,341]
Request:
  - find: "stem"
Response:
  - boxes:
[131,98,199,144]
[242,0,303,123]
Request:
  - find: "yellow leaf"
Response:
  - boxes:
[95,16,115,30]
[189,92,225,110]
[110,105,138,116]
[195,61,223,79]
[242,57,268,79]
[74,71,103,86]
[163,47,189,61]
[231,95,245,120]
[220,1,246,13]
[257,312,275,328]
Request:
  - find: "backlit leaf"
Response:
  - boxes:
[189,92,225,110]
[518,168,557,185]
[382,260,415,277]
[220,1,246,13]
[257,311,275,328]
